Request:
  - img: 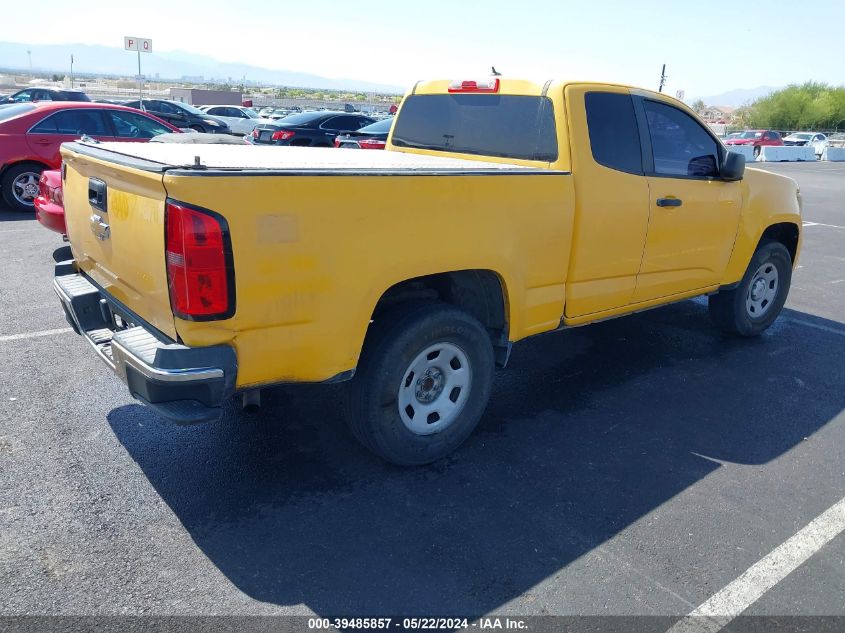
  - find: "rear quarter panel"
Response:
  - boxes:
[163,171,575,387]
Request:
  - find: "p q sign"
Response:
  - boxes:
[124,37,152,53]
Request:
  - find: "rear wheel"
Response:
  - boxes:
[708,241,792,336]
[345,302,495,466]
[2,162,44,212]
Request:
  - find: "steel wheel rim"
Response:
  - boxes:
[12,171,40,206]
[398,342,472,435]
[746,262,779,318]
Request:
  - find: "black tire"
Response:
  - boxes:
[1,162,44,212]
[708,240,792,337]
[344,302,495,466]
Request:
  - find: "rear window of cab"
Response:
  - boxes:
[391,94,558,162]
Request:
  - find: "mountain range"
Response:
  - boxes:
[692,86,780,108]
[1,41,781,103]
[0,41,404,93]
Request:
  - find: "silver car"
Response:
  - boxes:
[782,132,828,159]
[197,105,271,135]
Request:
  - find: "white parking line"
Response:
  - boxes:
[667,496,845,633]
[783,317,845,336]
[0,328,72,343]
[803,221,845,229]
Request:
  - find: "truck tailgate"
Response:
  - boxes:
[61,145,177,340]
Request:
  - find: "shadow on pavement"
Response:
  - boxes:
[108,301,845,616]
[0,209,35,222]
[52,245,72,262]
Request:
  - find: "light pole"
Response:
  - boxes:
[70,54,74,88]
[27,50,32,72]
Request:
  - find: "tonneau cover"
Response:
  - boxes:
[64,141,559,174]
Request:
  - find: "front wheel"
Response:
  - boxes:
[345,302,495,466]
[708,241,792,336]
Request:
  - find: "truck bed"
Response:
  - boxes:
[60,139,574,388]
[67,141,557,175]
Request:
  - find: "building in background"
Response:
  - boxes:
[699,105,735,124]
[169,87,241,105]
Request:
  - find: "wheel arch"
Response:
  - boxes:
[367,269,512,367]
[760,221,800,263]
[0,158,50,181]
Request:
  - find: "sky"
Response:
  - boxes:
[6,0,845,98]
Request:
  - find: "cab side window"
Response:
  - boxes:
[642,100,720,178]
[157,101,179,114]
[584,92,643,174]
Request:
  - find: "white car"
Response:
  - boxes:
[783,132,828,159]
[197,105,271,135]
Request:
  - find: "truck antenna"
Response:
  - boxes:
[658,64,667,93]
[491,66,502,77]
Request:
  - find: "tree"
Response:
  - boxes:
[691,98,706,114]
[746,82,845,130]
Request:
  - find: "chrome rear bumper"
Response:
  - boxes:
[54,265,237,423]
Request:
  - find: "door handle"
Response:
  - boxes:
[32,138,52,145]
[656,198,683,208]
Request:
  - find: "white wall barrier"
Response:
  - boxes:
[822,146,845,161]
[725,145,756,161]
[757,145,816,162]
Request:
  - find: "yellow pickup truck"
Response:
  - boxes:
[55,78,801,465]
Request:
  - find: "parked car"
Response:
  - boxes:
[251,111,376,147]
[334,117,393,149]
[723,129,783,157]
[197,105,270,135]
[258,107,275,117]
[56,77,801,465]
[783,132,828,158]
[122,99,230,134]
[34,169,65,234]
[0,88,90,104]
[0,102,179,211]
[267,109,293,120]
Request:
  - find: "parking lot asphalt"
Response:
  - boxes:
[0,162,843,627]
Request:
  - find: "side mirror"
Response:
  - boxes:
[721,151,746,181]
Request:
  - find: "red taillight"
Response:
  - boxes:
[165,201,234,320]
[358,138,386,150]
[333,138,341,148]
[38,174,50,199]
[271,129,295,141]
[251,128,259,138]
[448,78,500,93]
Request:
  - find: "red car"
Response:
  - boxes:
[723,129,784,158]
[0,102,179,212]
